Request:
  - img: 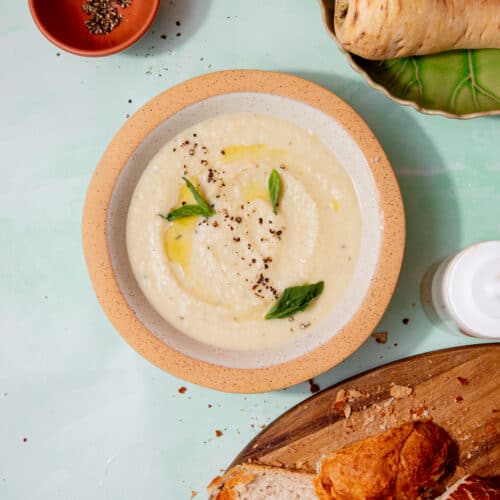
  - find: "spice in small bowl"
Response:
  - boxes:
[28,0,159,57]
[82,0,133,36]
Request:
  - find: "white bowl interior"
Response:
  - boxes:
[107,93,382,369]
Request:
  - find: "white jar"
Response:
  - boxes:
[428,241,500,339]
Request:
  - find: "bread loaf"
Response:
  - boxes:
[209,420,454,499]
[207,464,317,499]
[315,420,453,499]
[334,0,500,60]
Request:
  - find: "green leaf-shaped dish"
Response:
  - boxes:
[319,0,500,118]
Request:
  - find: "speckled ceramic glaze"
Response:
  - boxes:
[82,70,405,393]
[319,0,500,119]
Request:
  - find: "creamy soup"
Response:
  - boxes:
[126,113,361,350]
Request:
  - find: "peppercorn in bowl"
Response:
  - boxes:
[82,71,405,392]
[29,0,159,57]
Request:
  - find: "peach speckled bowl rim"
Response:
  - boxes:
[82,70,405,393]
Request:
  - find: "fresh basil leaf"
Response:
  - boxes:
[160,204,208,221]
[182,177,215,216]
[268,169,282,214]
[160,178,216,222]
[265,281,324,320]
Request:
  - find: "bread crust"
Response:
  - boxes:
[209,421,453,499]
[207,464,315,500]
[208,467,256,500]
[334,0,500,60]
[316,420,453,499]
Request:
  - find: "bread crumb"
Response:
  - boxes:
[190,490,198,498]
[348,389,362,400]
[215,430,223,437]
[364,413,375,426]
[371,331,387,344]
[343,404,352,419]
[390,384,412,399]
[269,460,284,467]
[332,389,347,414]
[383,397,395,408]
[178,386,187,394]
[410,406,429,419]
[333,401,345,414]
[335,389,346,403]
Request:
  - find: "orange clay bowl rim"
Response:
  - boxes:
[28,0,159,57]
[82,70,405,393]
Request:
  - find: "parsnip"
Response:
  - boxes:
[334,0,500,60]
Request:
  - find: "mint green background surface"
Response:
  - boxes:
[1,2,499,499]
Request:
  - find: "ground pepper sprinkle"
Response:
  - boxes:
[82,0,133,35]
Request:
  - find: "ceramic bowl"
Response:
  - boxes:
[82,70,405,393]
[28,0,159,57]
[319,0,500,119]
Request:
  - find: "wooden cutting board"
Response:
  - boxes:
[232,344,500,484]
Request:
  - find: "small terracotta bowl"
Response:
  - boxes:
[82,71,405,393]
[28,0,159,57]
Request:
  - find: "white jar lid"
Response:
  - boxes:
[443,241,500,339]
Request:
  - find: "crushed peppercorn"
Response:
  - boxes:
[82,0,133,35]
